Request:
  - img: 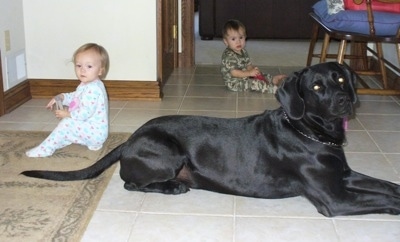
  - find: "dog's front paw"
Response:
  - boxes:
[166,180,190,194]
[140,180,190,194]
[124,180,190,194]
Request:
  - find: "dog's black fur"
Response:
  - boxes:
[22,62,400,217]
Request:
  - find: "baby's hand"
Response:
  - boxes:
[46,99,56,110]
[46,94,64,110]
[249,67,260,76]
[54,110,70,119]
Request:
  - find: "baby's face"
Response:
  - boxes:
[74,50,104,83]
[223,28,246,54]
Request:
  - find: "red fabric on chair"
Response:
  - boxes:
[344,0,400,13]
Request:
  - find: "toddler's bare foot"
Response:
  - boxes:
[272,74,287,86]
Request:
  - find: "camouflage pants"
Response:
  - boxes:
[225,73,276,93]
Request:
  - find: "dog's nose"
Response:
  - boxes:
[337,94,350,105]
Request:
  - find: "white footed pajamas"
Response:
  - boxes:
[26,79,109,157]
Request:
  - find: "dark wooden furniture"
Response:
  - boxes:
[307,0,400,95]
[198,0,320,40]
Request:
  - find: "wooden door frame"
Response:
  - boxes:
[157,0,194,84]
[157,0,179,85]
[178,0,195,68]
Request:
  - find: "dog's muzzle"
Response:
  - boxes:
[335,93,354,117]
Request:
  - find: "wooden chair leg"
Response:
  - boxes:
[361,42,369,69]
[337,40,347,64]
[356,42,400,96]
[397,43,400,69]
[307,23,320,66]
[320,33,330,63]
[375,42,388,89]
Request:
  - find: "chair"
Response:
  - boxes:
[307,0,400,95]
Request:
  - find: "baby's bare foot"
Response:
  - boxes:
[272,75,287,86]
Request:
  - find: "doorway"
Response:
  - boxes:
[178,0,195,68]
[158,0,179,85]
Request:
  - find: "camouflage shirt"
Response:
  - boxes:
[221,48,251,90]
[220,47,274,93]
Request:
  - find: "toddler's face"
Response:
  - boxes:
[74,50,104,83]
[223,28,246,54]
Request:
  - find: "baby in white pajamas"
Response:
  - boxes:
[26,43,110,158]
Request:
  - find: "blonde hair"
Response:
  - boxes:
[73,43,110,79]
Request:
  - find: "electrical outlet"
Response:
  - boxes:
[5,30,11,51]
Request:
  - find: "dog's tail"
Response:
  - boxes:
[21,144,123,181]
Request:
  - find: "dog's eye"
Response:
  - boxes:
[313,85,321,91]
[338,77,346,89]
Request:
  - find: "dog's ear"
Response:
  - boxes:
[275,71,305,120]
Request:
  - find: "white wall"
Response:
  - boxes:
[0,0,157,91]
[0,0,26,90]
[23,0,157,82]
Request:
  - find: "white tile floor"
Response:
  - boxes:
[1,65,400,241]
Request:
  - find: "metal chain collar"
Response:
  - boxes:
[282,111,348,147]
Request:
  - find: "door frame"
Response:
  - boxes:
[177,0,195,68]
[157,0,179,85]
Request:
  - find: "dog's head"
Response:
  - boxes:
[276,62,357,121]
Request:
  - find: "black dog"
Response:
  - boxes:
[22,62,400,217]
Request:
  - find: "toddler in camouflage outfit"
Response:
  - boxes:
[220,19,286,93]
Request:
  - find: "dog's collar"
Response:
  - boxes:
[283,111,348,147]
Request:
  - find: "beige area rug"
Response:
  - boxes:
[0,131,130,242]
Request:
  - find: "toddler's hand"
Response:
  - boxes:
[46,99,56,110]
[249,68,260,76]
[46,94,64,110]
[54,110,71,119]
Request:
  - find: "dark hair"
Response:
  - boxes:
[222,19,246,38]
